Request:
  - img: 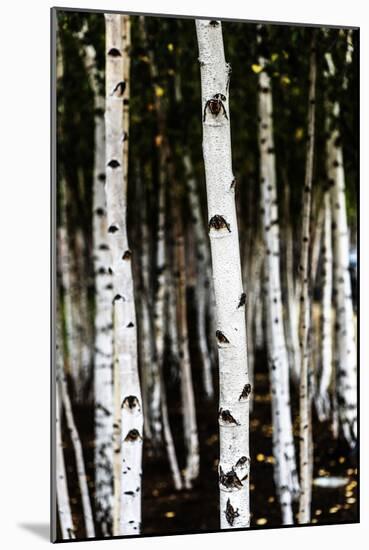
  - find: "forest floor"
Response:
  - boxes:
[60,299,358,539]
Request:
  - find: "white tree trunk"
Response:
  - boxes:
[325,50,357,448]
[84,43,115,535]
[58,366,95,538]
[298,37,316,525]
[174,212,200,488]
[257,48,299,524]
[105,14,143,535]
[196,19,250,529]
[315,192,333,421]
[56,319,75,540]
[183,151,214,399]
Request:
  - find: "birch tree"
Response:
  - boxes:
[315,191,333,421]
[257,29,299,524]
[105,14,143,535]
[325,39,357,447]
[58,363,96,537]
[298,35,316,525]
[81,40,115,535]
[196,19,250,529]
[56,311,75,540]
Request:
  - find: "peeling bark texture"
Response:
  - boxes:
[315,192,333,421]
[196,19,250,529]
[298,36,316,525]
[56,320,75,541]
[58,365,96,538]
[325,45,357,448]
[83,41,115,535]
[105,14,143,535]
[257,31,299,524]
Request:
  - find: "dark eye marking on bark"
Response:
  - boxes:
[237,292,246,308]
[208,215,231,232]
[95,207,104,216]
[123,491,135,496]
[216,330,230,344]
[239,383,252,400]
[113,294,123,302]
[98,267,106,275]
[124,429,142,442]
[219,466,243,490]
[122,250,132,260]
[209,20,220,26]
[122,395,140,409]
[225,498,240,526]
[98,172,106,182]
[108,224,119,233]
[219,408,239,425]
[127,322,134,328]
[108,159,120,169]
[235,455,249,468]
[230,177,236,190]
[99,244,109,250]
[108,267,113,275]
[108,48,121,57]
[112,80,126,96]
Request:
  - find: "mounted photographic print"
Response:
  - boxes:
[51,6,359,542]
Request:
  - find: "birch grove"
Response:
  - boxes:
[55,13,358,540]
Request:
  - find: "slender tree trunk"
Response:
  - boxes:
[105,14,143,535]
[283,184,301,384]
[298,36,316,525]
[325,47,357,448]
[82,41,115,535]
[183,152,214,399]
[173,202,200,488]
[58,364,96,537]
[257,35,299,524]
[56,315,75,540]
[196,19,250,529]
[315,191,333,421]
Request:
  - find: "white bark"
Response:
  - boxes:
[315,192,333,421]
[56,323,75,540]
[298,38,316,525]
[257,50,299,524]
[58,366,95,538]
[196,19,250,529]
[83,41,115,535]
[325,51,357,448]
[105,14,143,535]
